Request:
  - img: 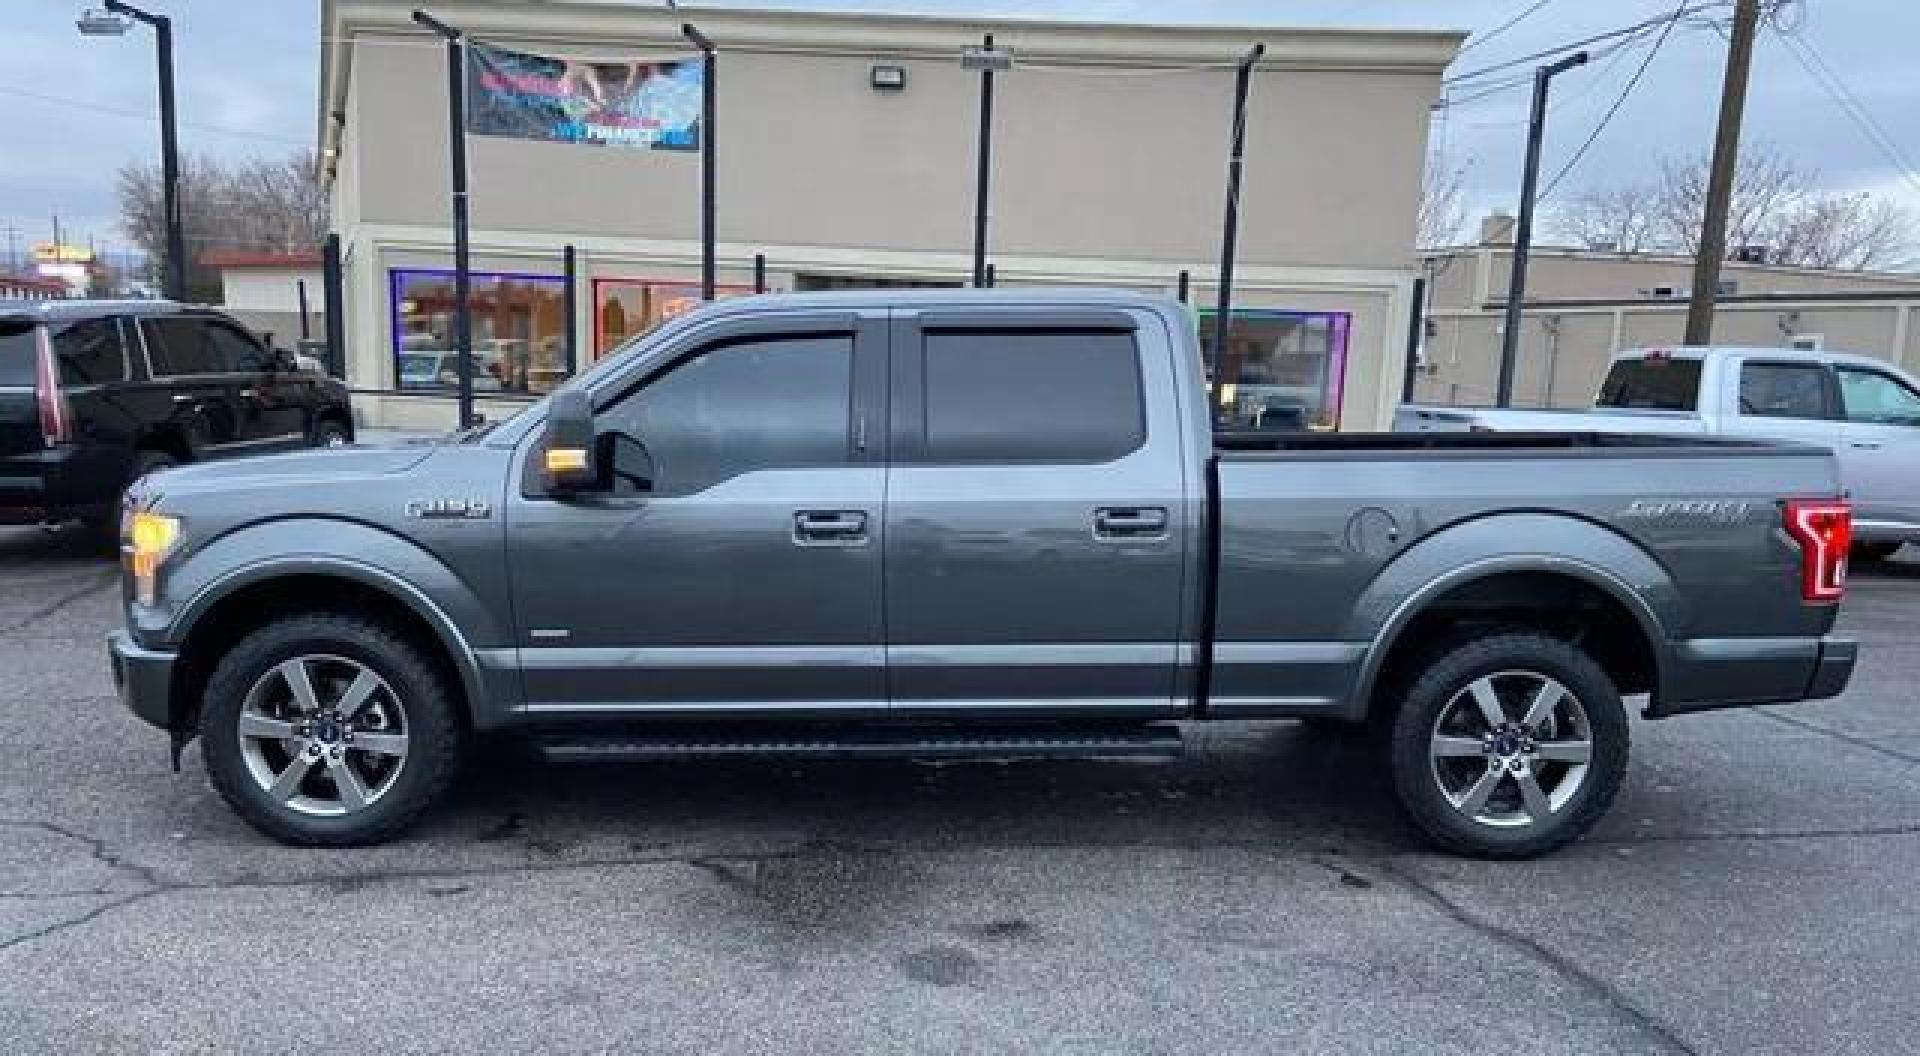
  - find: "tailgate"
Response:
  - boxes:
[0,320,45,457]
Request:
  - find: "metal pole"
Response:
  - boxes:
[1684,0,1761,346]
[297,278,311,340]
[1401,275,1426,403]
[322,233,345,378]
[107,4,188,300]
[413,10,475,427]
[753,253,766,294]
[684,24,716,301]
[971,33,995,288]
[1177,269,1190,304]
[985,262,996,288]
[1211,43,1263,391]
[562,244,578,377]
[1496,51,1587,408]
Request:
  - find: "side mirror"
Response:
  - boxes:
[541,389,602,494]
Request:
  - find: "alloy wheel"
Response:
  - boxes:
[1428,669,1594,829]
[237,654,409,817]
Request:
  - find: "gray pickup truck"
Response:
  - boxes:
[109,290,1858,858]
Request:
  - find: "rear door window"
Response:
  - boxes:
[1739,362,1834,420]
[54,318,129,385]
[142,317,223,376]
[920,329,1145,462]
[0,321,36,387]
[1596,357,1702,410]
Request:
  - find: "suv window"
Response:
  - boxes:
[1836,367,1920,425]
[204,321,271,373]
[1739,362,1832,420]
[1597,357,1702,410]
[142,318,222,376]
[598,333,853,496]
[54,318,129,386]
[0,321,35,387]
[922,329,1145,462]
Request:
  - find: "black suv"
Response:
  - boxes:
[1,299,354,530]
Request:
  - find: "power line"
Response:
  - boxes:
[0,84,308,147]
[1536,1,1689,202]
[1769,26,1920,199]
[1457,0,1560,58]
[1447,2,1720,84]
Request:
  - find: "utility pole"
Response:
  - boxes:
[1210,43,1264,397]
[1684,0,1761,346]
[682,23,716,301]
[963,34,1012,288]
[1496,50,1587,408]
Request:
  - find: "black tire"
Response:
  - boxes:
[200,613,463,846]
[1384,632,1629,859]
[312,418,351,448]
[1852,541,1903,564]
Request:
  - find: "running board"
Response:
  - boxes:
[534,724,1185,763]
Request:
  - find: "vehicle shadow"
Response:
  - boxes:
[425,723,1418,859]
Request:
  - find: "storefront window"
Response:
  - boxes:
[390,269,570,395]
[593,279,751,359]
[1198,310,1350,431]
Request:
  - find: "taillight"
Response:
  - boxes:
[1784,499,1851,603]
[33,325,72,447]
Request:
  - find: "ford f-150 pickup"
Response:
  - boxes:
[109,290,1858,857]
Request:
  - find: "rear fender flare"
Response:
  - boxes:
[1346,513,1677,711]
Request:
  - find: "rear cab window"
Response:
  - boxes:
[1596,355,1703,410]
[919,328,1145,462]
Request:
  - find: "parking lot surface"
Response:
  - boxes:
[2,524,1917,1054]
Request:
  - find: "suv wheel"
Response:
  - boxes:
[200,613,463,846]
[313,419,351,448]
[1385,632,1628,859]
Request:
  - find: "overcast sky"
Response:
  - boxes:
[4,0,1915,269]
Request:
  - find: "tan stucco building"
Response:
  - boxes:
[1417,218,1920,408]
[319,1,1462,429]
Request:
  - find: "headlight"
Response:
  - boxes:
[125,511,181,606]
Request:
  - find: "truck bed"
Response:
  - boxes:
[1214,430,1809,456]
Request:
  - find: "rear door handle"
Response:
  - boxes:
[793,509,869,545]
[1094,506,1169,539]
[1849,440,1884,450]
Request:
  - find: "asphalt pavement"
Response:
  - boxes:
[2,523,1917,1054]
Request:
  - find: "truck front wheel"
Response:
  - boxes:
[1385,632,1628,859]
[199,613,464,846]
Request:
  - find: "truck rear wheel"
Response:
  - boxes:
[1384,632,1628,859]
[199,613,463,846]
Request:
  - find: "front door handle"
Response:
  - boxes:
[793,509,869,546]
[1849,440,1884,450]
[1094,506,1169,540]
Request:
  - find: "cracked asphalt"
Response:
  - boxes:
[3,525,1919,1054]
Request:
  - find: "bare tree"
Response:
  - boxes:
[1418,154,1468,249]
[117,149,329,302]
[1542,142,1914,270]
[1548,185,1662,252]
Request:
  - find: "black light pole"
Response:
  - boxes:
[1496,51,1588,408]
[1210,43,1263,392]
[86,2,185,301]
[562,244,578,376]
[322,233,346,378]
[412,9,476,428]
[683,23,716,301]
[753,252,766,294]
[296,278,312,340]
[963,35,1011,288]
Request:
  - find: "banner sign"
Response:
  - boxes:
[465,42,703,151]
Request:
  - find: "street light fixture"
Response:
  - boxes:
[79,1,185,302]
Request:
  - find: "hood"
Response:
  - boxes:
[139,445,439,498]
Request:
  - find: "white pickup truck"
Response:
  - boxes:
[1398,346,1920,561]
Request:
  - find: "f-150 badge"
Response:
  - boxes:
[404,498,493,520]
